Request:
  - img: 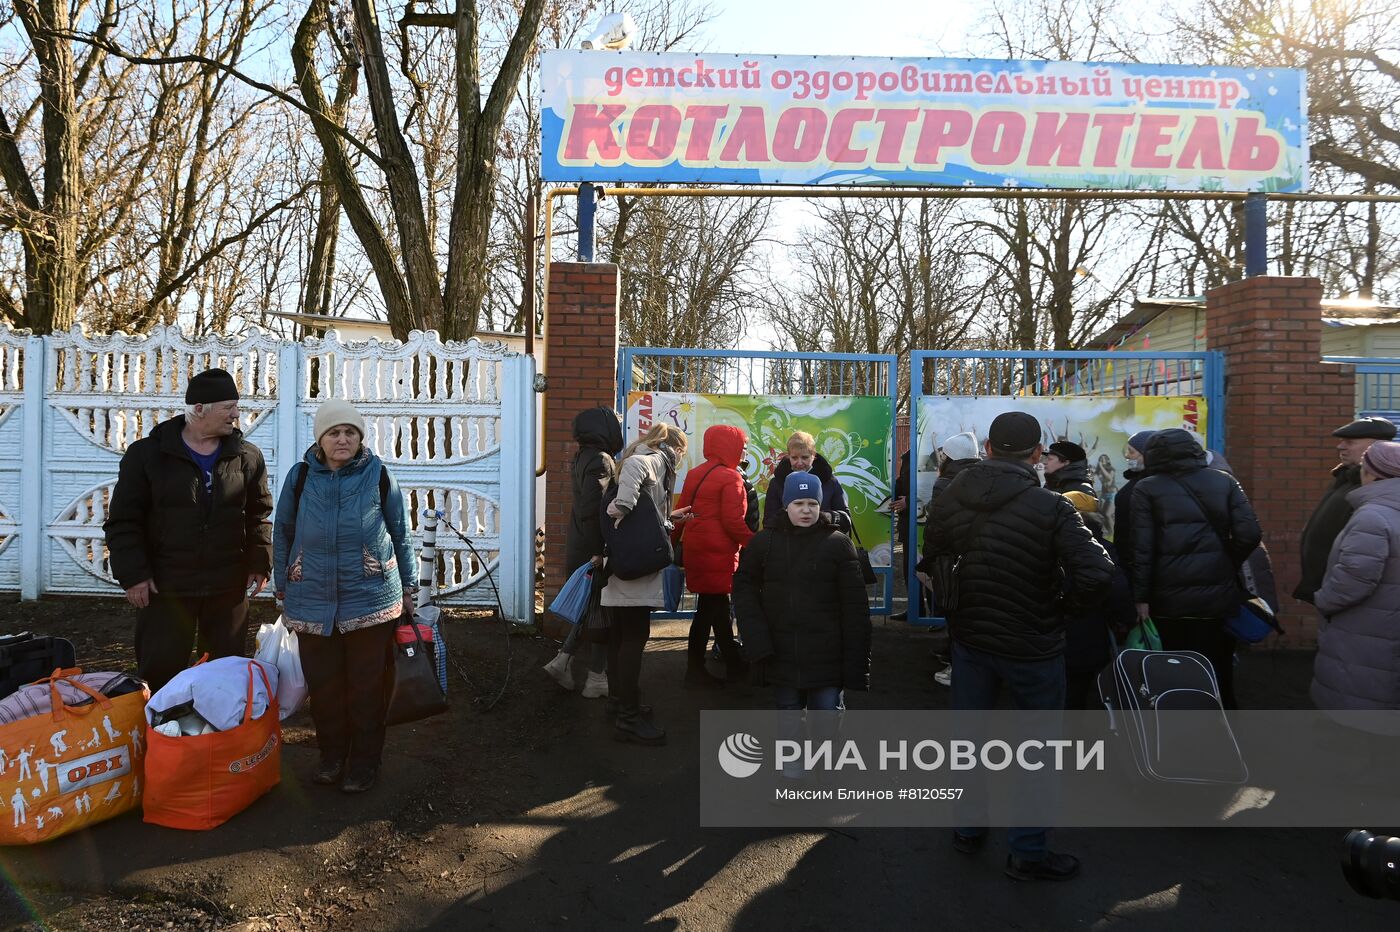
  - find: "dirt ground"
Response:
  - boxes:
[0,596,1395,931]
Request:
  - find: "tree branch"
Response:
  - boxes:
[37,26,387,167]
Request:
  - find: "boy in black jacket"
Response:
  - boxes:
[733,472,872,713]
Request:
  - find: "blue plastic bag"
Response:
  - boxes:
[547,563,594,625]
[662,564,685,613]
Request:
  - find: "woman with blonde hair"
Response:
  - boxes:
[602,422,691,745]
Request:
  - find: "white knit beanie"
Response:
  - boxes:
[314,399,366,443]
[940,431,981,462]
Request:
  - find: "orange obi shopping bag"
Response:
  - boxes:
[0,668,150,845]
[142,660,281,831]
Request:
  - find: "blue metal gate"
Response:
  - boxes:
[617,347,900,617]
[907,349,1226,628]
[1324,356,1400,426]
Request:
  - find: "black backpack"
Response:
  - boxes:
[282,461,391,549]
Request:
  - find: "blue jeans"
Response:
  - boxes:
[773,686,844,779]
[950,641,1066,859]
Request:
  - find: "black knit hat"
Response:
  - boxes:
[185,368,239,405]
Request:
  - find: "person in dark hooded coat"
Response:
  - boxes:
[762,431,852,533]
[543,406,623,696]
[1129,429,1262,708]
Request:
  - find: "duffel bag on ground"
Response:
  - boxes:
[143,660,281,831]
[0,668,149,845]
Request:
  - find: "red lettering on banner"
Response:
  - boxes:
[773,107,827,162]
[1090,113,1135,168]
[873,109,920,163]
[563,105,625,161]
[1131,114,1179,168]
[683,106,729,161]
[826,108,874,163]
[1027,112,1089,167]
[970,110,1026,166]
[626,105,682,161]
[719,106,770,162]
[1228,117,1281,171]
[1177,115,1224,170]
[913,109,973,166]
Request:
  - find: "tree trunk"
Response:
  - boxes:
[15,0,80,334]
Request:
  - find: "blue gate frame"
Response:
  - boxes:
[617,347,901,617]
[907,349,1226,629]
[1324,356,1400,426]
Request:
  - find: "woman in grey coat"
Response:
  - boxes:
[602,422,690,746]
[1311,440,1400,714]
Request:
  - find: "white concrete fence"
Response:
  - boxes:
[0,325,536,622]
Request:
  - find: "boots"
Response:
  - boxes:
[685,658,725,689]
[614,706,666,745]
[542,650,575,690]
[605,696,653,721]
[580,670,609,699]
[721,648,749,684]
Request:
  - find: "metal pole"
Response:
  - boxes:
[524,190,537,357]
[417,509,440,608]
[1244,193,1268,277]
[577,182,597,262]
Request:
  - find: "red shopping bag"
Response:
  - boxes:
[142,661,281,831]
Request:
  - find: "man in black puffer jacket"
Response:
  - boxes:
[103,369,273,692]
[921,411,1113,882]
[1129,429,1262,709]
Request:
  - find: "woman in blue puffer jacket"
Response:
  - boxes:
[273,399,416,793]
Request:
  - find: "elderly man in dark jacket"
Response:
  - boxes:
[1294,417,1398,604]
[922,411,1113,883]
[1129,429,1262,709]
[103,369,274,692]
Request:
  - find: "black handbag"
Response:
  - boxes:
[600,463,674,580]
[384,614,448,726]
[847,524,880,586]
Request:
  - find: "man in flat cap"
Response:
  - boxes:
[1294,417,1398,604]
[918,411,1113,882]
[104,368,274,691]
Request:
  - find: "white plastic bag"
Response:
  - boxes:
[255,617,308,720]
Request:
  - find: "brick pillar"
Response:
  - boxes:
[541,262,620,634]
[1205,276,1355,647]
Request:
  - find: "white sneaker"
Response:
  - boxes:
[934,665,952,687]
[581,671,609,699]
[543,651,575,690]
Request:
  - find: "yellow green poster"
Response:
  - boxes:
[625,392,895,562]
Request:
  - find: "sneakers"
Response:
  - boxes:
[952,831,986,855]
[1004,852,1081,882]
[934,665,952,687]
[580,670,609,699]
[542,650,575,690]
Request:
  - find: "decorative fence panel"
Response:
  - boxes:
[0,326,536,622]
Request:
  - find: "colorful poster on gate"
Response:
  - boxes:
[541,51,1307,192]
[626,392,894,563]
[917,395,1209,541]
